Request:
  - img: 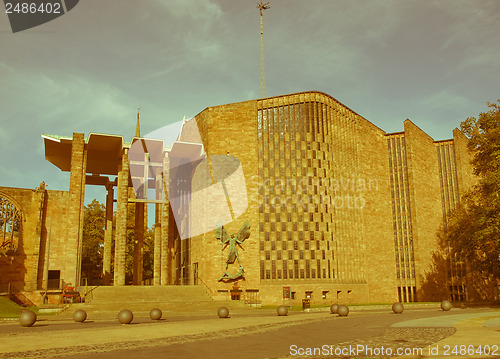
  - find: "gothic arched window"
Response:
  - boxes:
[0,194,22,254]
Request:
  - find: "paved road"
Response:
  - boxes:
[1,308,498,359]
[64,310,453,359]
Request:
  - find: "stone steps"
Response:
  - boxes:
[69,300,246,312]
[58,285,249,319]
[86,285,211,304]
[57,285,248,320]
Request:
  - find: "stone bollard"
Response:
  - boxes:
[330,304,339,314]
[73,309,87,322]
[118,309,133,324]
[392,302,404,314]
[337,305,349,317]
[440,300,453,311]
[19,310,36,327]
[150,308,162,320]
[218,307,229,318]
[277,305,288,316]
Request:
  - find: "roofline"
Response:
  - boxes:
[434,138,454,144]
[196,90,387,134]
[385,131,405,137]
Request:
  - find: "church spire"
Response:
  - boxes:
[135,107,141,138]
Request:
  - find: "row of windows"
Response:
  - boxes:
[437,143,460,220]
[260,222,331,235]
[260,230,332,241]
[260,259,336,280]
[260,239,333,250]
[260,158,327,170]
[396,269,416,279]
[262,249,335,260]
[398,286,417,303]
[447,258,466,279]
[259,165,329,177]
[259,211,330,223]
[259,146,329,160]
[436,144,465,286]
[258,102,330,141]
[395,251,415,262]
[261,214,324,229]
[258,101,363,281]
[387,136,416,282]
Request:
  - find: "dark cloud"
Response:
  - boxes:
[1,0,499,199]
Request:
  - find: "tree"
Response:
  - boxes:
[81,199,106,285]
[142,226,155,281]
[124,204,155,284]
[82,199,156,285]
[446,100,500,283]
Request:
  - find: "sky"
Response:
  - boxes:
[1,0,500,205]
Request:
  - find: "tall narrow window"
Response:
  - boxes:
[0,194,22,254]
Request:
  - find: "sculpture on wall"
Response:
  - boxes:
[215,220,250,282]
[218,266,244,282]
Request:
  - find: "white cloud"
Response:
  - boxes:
[421,89,474,111]
[433,1,500,73]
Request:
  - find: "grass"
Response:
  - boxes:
[259,302,443,311]
[348,302,439,306]
[0,296,22,318]
[259,304,330,311]
[0,297,38,318]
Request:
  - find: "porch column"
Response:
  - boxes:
[68,133,86,287]
[114,149,129,286]
[102,184,114,285]
[133,202,144,285]
[153,203,162,285]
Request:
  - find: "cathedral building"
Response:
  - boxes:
[0,91,477,305]
[187,91,474,304]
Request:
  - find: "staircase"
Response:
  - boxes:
[62,285,247,318]
[88,285,212,305]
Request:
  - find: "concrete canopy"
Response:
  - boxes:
[42,133,124,176]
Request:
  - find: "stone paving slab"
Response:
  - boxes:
[392,310,500,328]
[482,317,500,327]
[397,311,500,359]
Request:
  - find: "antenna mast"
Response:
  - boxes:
[257,1,270,98]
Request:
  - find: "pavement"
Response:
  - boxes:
[0,305,498,358]
[395,310,500,359]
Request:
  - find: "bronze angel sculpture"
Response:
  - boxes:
[215,220,250,281]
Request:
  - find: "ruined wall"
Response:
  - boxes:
[0,185,71,291]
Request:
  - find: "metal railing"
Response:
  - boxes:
[47,278,66,290]
[0,282,11,295]
[5,283,35,307]
[195,275,213,298]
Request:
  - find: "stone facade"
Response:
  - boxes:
[0,184,75,291]
[1,90,480,305]
[186,91,476,305]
